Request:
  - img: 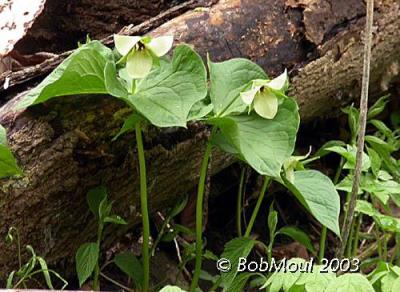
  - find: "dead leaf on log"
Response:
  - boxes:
[0,0,46,58]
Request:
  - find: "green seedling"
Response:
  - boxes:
[6,227,67,289]
[75,186,126,289]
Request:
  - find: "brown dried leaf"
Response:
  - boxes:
[0,0,46,57]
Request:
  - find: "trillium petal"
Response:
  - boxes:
[126,50,153,79]
[146,35,174,57]
[267,69,288,90]
[240,87,259,105]
[114,34,141,56]
[253,91,278,119]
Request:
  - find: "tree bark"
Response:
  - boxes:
[1,0,400,281]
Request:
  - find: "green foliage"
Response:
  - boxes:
[369,261,400,292]
[75,242,99,286]
[17,41,114,109]
[126,45,208,128]
[325,273,374,292]
[210,98,299,177]
[5,227,67,289]
[277,226,316,255]
[114,252,144,289]
[18,33,382,292]
[76,187,126,288]
[283,170,341,236]
[0,124,22,178]
[356,200,400,233]
[208,57,267,116]
[219,237,256,290]
[260,258,323,291]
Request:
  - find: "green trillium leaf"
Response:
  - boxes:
[127,44,207,127]
[208,58,267,116]
[211,97,299,177]
[283,170,341,236]
[325,273,374,292]
[17,41,114,109]
[0,124,22,178]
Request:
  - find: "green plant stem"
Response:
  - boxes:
[319,158,344,262]
[135,122,150,292]
[267,239,274,265]
[244,177,270,237]
[383,233,389,261]
[151,215,171,257]
[13,270,45,288]
[236,167,246,237]
[93,223,103,291]
[333,157,344,185]
[376,230,383,260]
[318,227,327,263]
[391,234,400,264]
[190,127,216,292]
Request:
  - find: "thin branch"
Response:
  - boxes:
[337,0,374,259]
[100,272,135,292]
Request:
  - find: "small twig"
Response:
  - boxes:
[337,0,374,259]
[174,238,192,280]
[360,222,375,249]
[100,272,135,292]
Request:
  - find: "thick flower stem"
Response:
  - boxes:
[318,227,327,263]
[190,127,216,292]
[244,177,270,237]
[93,223,103,291]
[135,122,150,292]
[236,167,246,237]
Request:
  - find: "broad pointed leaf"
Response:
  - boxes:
[211,98,299,177]
[220,237,256,291]
[128,44,207,127]
[75,242,99,287]
[208,58,267,116]
[17,41,114,109]
[283,170,341,236]
[0,124,22,178]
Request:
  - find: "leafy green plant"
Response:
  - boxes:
[368,261,400,291]
[318,95,400,259]
[5,227,67,289]
[0,124,22,178]
[19,35,207,291]
[19,35,343,291]
[75,186,126,289]
[113,251,144,290]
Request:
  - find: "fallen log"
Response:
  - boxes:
[1,0,400,282]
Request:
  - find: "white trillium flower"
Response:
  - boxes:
[113,34,174,79]
[240,70,288,119]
